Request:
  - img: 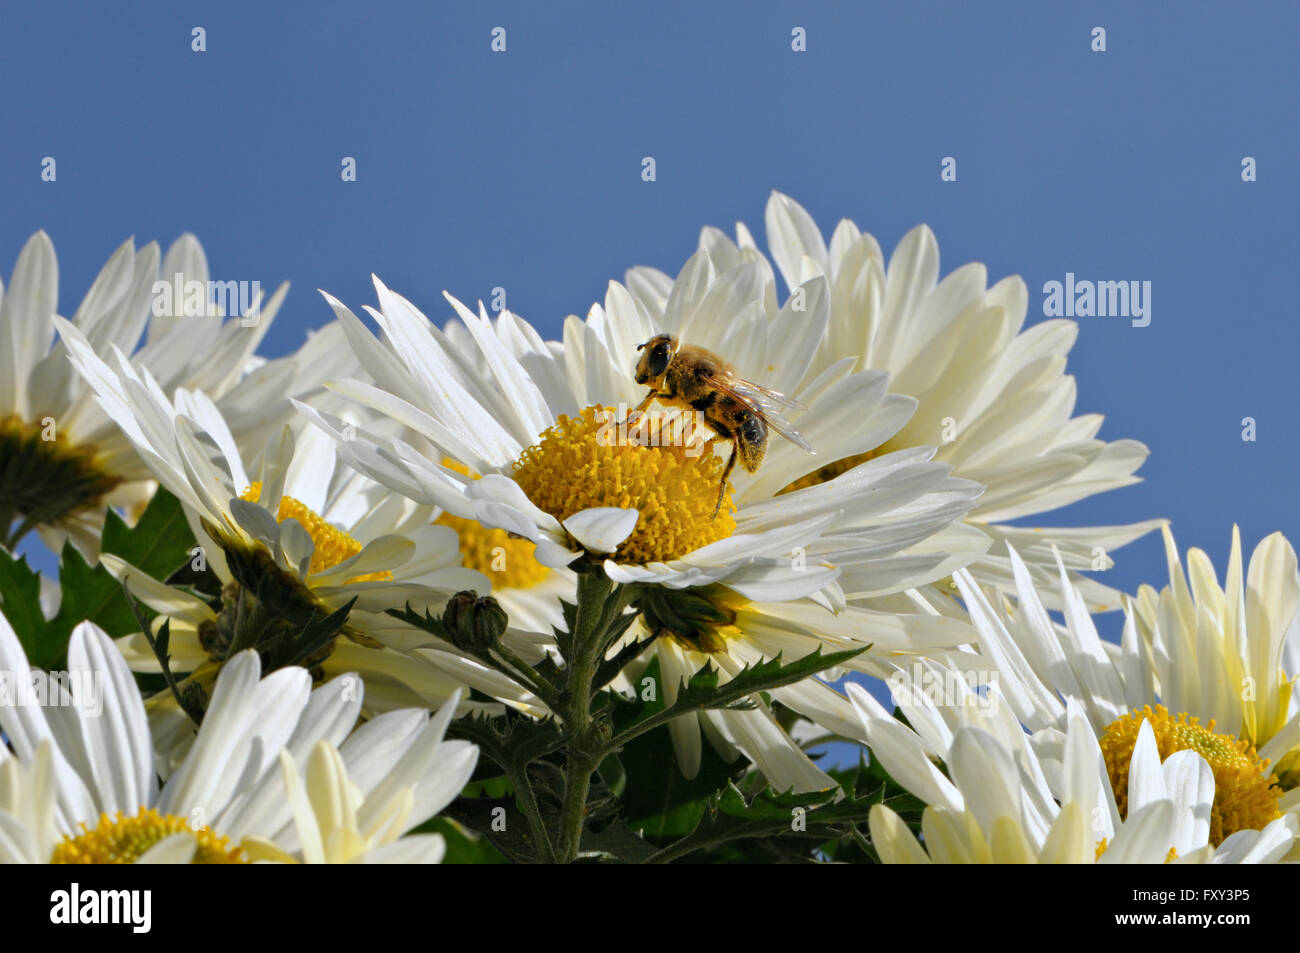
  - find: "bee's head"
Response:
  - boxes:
[634,334,677,385]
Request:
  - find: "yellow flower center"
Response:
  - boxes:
[512,405,736,564]
[1099,705,1283,846]
[778,449,876,494]
[240,482,390,583]
[0,414,123,545]
[433,459,551,590]
[50,808,248,864]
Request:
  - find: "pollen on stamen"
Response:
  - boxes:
[512,405,736,564]
[1099,704,1283,846]
[50,807,248,864]
[240,482,390,583]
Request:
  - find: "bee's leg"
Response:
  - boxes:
[622,392,656,428]
[712,442,739,519]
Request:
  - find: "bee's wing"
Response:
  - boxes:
[736,380,808,413]
[707,373,815,453]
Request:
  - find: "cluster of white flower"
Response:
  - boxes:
[0,194,1294,864]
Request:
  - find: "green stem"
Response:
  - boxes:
[501,760,557,863]
[489,644,561,710]
[606,704,684,752]
[644,838,701,865]
[556,751,595,862]
[554,570,620,862]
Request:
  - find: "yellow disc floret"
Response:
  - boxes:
[512,405,736,564]
[1099,704,1283,846]
[50,807,248,864]
[240,482,390,583]
[433,459,551,590]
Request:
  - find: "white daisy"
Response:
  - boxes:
[951,531,1296,846]
[299,278,981,791]
[306,277,984,603]
[415,315,578,640]
[0,231,350,556]
[57,319,544,722]
[847,678,1296,863]
[0,612,476,864]
[1131,526,1300,784]
[622,193,1163,610]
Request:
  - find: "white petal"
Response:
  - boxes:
[562,507,639,554]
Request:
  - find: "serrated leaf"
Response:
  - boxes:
[0,489,199,670]
[101,488,196,579]
[646,780,884,863]
[612,645,867,748]
[440,796,542,864]
[386,602,450,642]
[47,541,142,644]
[449,708,568,767]
[0,549,53,666]
[610,657,745,840]
[579,818,657,863]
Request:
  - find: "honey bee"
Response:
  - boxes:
[632,333,814,518]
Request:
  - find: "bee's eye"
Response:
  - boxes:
[647,344,671,377]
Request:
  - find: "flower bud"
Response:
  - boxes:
[442,590,508,653]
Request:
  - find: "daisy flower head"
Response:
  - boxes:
[0,231,340,556]
[301,276,982,791]
[57,319,542,723]
[847,674,1297,864]
[953,529,1298,848]
[622,193,1163,611]
[0,612,476,864]
[307,274,985,606]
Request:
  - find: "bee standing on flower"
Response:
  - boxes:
[632,333,814,518]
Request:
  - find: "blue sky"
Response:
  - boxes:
[4,0,1298,648]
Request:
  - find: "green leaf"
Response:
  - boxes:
[611,645,868,749]
[0,549,54,666]
[101,488,196,578]
[0,489,199,670]
[440,794,548,864]
[609,657,745,841]
[578,817,657,863]
[591,622,655,690]
[386,602,451,643]
[819,746,928,863]
[645,780,884,864]
[449,708,568,768]
[45,542,141,655]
